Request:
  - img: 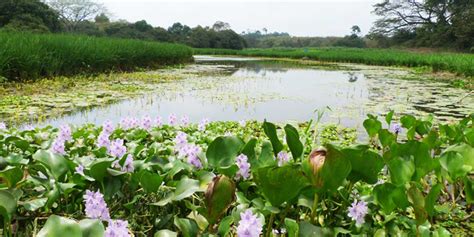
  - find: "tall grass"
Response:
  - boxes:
[194,47,474,76]
[0,31,193,81]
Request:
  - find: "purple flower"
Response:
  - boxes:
[174,131,188,148]
[236,154,251,180]
[0,122,6,130]
[236,210,262,237]
[168,114,177,126]
[23,125,34,131]
[348,200,368,226]
[185,144,202,168]
[83,190,110,221]
[390,123,402,135]
[140,115,152,130]
[119,117,131,129]
[58,124,72,142]
[129,118,139,128]
[51,137,66,155]
[198,118,209,131]
[155,116,163,127]
[276,151,290,167]
[109,139,126,158]
[75,164,85,176]
[102,120,115,134]
[105,220,130,237]
[180,115,189,126]
[239,120,246,127]
[122,154,134,173]
[97,132,111,149]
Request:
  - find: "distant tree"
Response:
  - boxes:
[351,25,361,37]
[212,21,231,31]
[73,20,103,36]
[133,20,153,32]
[45,0,106,30]
[168,22,191,42]
[0,0,62,32]
[94,13,109,24]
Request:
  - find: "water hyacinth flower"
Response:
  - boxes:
[119,117,131,129]
[236,209,263,237]
[51,137,66,155]
[198,118,209,131]
[129,117,139,128]
[59,124,72,142]
[75,164,85,176]
[168,114,177,126]
[109,139,127,158]
[180,115,189,126]
[347,200,368,226]
[122,154,134,172]
[239,120,246,127]
[276,151,290,167]
[97,131,111,149]
[174,131,188,148]
[23,124,35,131]
[155,116,163,127]
[83,190,110,221]
[391,123,402,135]
[102,120,115,134]
[0,122,6,130]
[105,220,130,237]
[140,115,152,130]
[236,154,251,180]
[185,144,202,168]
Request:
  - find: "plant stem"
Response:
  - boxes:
[311,193,319,225]
[266,213,275,237]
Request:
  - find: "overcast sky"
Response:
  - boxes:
[101,0,380,37]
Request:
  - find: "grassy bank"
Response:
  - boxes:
[193,47,474,76]
[0,32,193,81]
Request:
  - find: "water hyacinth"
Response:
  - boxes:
[97,132,111,149]
[391,123,402,135]
[347,200,368,226]
[83,190,110,221]
[140,115,152,130]
[109,139,127,158]
[198,118,210,131]
[155,116,163,126]
[51,137,66,155]
[185,144,202,168]
[236,154,251,180]
[119,117,131,129]
[174,131,188,148]
[105,220,130,237]
[168,114,177,126]
[23,124,35,131]
[180,115,189,126]
[58,124,72,142]
[102,120,115,134]
[236,209,263,237]
[0,122,6,130]
[122,154,134,172]
[276,151,290,166]
[239,120,246,127]
[75,164,85,176]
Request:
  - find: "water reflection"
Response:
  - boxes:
[33,56,473,130]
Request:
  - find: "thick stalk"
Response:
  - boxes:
[311,193,319,225]
[266,213,275,237]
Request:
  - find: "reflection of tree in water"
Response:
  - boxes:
[346,72,359,82]
[198,61,289,76]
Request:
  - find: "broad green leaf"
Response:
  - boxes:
[299,222,334,237]
[363,117,382,137]
[254,165,308,206]
[174,177,200,201]
[385,110,394,125]
[396,141,434,181]
[285,124,304,160]
[22,198,47,212]
[254,141,276,169]
[263,120,283,156]
[33,150,69,180]
[140,170,163,193]
[89,159,114,183]
[78,219,105,237]
[241,138,257,161]
[174,217,198,237]
[218,216,234,237]
[37,215,81,237]
[373,183,409,214]
[425,183,442,217]
[378,129,396,147]
[407,184,427,225]
[464,177,474,204]
[387,155,415,186]
[0,190,16,221]
[205,176,235,225]
[343,145,384,184]
[285,218,299,237]
[154,230,178,237]
[0,166,23,188]
[320,144,352,192]
[206,136,244,167]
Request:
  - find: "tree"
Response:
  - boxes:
[0,0,62,32]
[94,13,109,24]
[45,0,106,30]
[212,21,231,31]
[351,25,361,37]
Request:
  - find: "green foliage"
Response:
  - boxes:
[0,31,193,81]
[0,0,62,33]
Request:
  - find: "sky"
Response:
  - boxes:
[101,0,380,37]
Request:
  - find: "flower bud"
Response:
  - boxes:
[205,175,236,225]
[308,148,326,188]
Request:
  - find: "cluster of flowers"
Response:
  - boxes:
[347,199,368,226]
[83,190,130,237]
[51,124,72,155]
[174,131,202,168]
[236,209,263,237]
[235,151,290,181]
[0,122,6,130]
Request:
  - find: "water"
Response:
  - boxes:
[35,55,474,129]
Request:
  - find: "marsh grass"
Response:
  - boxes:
[0,31,193,81]
[194,47,474,76]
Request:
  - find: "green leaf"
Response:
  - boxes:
[254,141,276,169]
[407,184,427,225]
[78,219,105,237]
[0,190,17,221]
[254,165,308,206]
[263,120,283,156]
[140,170,163,193]
[205,176,236,225]
[378,129,396,147]
[343,145,384,184]
[22,198,47,212]
[241,138,257,161]
[320,144,352,192]
[174,217,198,237]
[89,159,114,183]
[385,110,394,125]
[206,136,244,168]
[374,183,409,213]
[387,155,415,186]
[37,215,82,237]
[285,218,299,237]
[463,177,474,204]
[173,177,200,201]
[154,230,178,237]
[363,116,382,137]
[285,124,304,160]
[425,183,442,217]
[0,166,23,188]
[299,222,334,237]
[218,216,234,237]
[33,150,69,180]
